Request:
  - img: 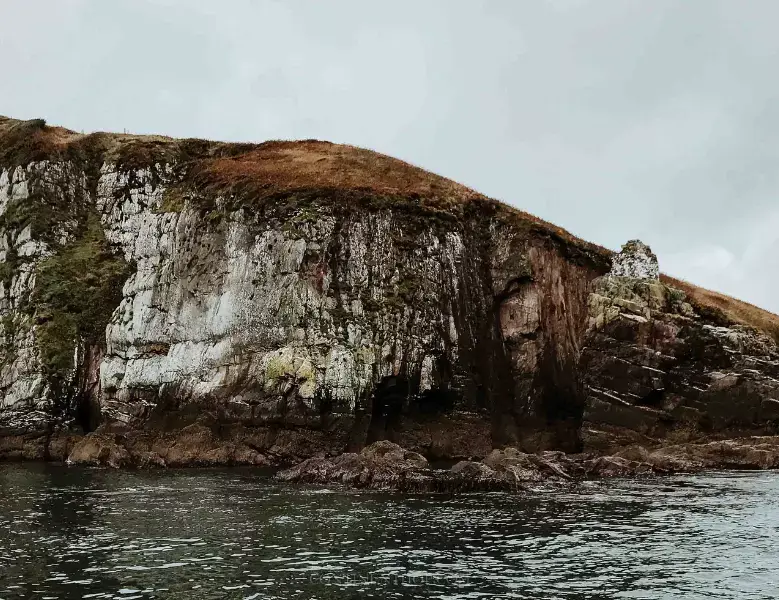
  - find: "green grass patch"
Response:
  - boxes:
[32,213,131,381]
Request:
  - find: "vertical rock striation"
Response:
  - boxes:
[1,116,778,468]
[0,116,610,465]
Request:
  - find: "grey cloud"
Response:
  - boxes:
[1,0,778,310]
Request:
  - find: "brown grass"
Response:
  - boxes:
[3,115,778,336]
[193,140,612,256]
[0,116,607,256]
[201,140,479,203]
[661,274,779,340]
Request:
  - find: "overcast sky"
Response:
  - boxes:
[2,0,778,311]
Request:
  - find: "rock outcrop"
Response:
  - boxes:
[582,241,779,452]
[609,239,659,280]
[1,115,778,474]
[277,438,779,493]
[276,440,435,491]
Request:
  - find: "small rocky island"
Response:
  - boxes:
[2,116,779,490]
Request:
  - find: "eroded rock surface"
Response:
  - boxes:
[1,116,779,476]
[0,116,608,464]
[276,440,435,491]
[278,438,779,493]
[582,241,779,452]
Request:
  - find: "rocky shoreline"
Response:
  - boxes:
[12,435,774,494]
[3,117,779,484]
[274,439,779,492]
[7,420,779,494]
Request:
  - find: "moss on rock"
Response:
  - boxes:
[32,213,131,383]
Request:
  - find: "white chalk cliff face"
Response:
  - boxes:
[2,116,779,467]
[94,165,475,439]
[0,119,613,463]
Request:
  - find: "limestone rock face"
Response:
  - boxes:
[2,116,779,469]
[609,240,659,280]
[0,116,609,463]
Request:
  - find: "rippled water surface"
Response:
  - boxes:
[2,466,779,599]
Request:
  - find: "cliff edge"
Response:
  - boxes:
[1,116,777,468]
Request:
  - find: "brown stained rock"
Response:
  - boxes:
[68,434,131,468]
[482,448,548,482]
[582,456,654,478]
[0,432,80,462]
[608,437,779,473]
[0,433,48,461]
[440,461,515,492]
[648,437,779,471]
[360,439,427,466]
[484,447,585,481]
[46,434,81,462]
[450,459,496,479]
[276,440,434,491]
[499,287,541,342]
[66,426,271,469]
[392,413,493,460]
[267,428,340,462]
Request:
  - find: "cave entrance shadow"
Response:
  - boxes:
[415,388,456,415]
[74,392,101,434]
[637,388,665,408]
[367,375,408,443]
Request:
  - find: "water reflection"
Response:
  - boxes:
[1,465,778,599]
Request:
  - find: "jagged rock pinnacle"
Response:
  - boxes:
[609,239,659,280]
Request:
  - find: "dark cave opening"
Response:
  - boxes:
[367,375,408,443]
[637,388,665,408]
[414,388,456,415]
[537,353,586,453]
[74,393,101,434]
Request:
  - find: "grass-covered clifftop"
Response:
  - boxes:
[1,114,777,342]
[0,115,607,256]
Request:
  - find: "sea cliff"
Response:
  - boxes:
[1,116,778,475]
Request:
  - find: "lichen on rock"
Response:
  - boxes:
[609,239,659,280]
[582,238,779,453]
[2,116,779,473]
